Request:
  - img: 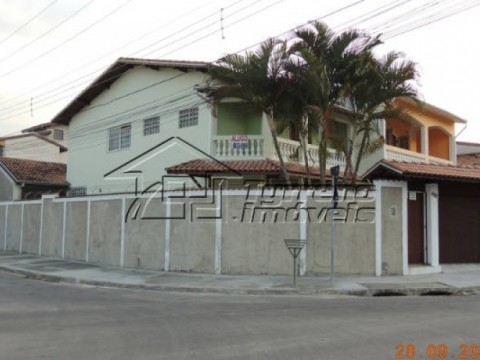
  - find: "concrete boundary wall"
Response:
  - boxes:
[0,188,378,275]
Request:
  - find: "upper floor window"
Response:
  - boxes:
[179,107,198,128]
[143,116,160,136]
[53,129,64,140]
[108,124,131,151]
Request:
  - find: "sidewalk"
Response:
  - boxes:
[1,251,480,296]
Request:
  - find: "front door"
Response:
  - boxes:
[408,191,425,264]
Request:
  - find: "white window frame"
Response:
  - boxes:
[179,107,199,128]
[53,129,64,140]
[108,124,131,152]
[143,116,160,136]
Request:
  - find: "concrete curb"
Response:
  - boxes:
[3,264,479,297]
[0,264,370,296]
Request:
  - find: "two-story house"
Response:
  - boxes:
[50,57,355,195]
[0,122,69,200]
[0,122,68,164]
[49,57,470,195]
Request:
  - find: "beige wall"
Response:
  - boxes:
[4,135,66,163]
[0,189,378,275]
[67,66,212,195]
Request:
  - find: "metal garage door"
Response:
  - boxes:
[439,183,480,263]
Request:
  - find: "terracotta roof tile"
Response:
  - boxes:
[166,158,331,177]
[364,159,480,182]
[457,153,480,168]
[0,157,68,186]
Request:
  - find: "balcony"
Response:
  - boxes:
[212,135,264,159]
[276,138,346,169]
[385,145,453,165]
[211,135,347,169]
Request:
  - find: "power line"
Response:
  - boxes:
[0,0,97,65]
[0,0,253,118]
[0,0,280,123]
[0,0,59,46]
[0,0,133,79]
[383,0,480,39]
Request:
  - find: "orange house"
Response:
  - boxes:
[382,98,465,165]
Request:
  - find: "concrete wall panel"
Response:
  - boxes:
[65,201,88,261]
[6,204,21,251]
[124,198,165,270]
[169,196,216,273]
[41,200,64,257]
[23,204,41,254]
[222,195,299,275]
[0,206,5,249]
[381,187,404,275]
[89,200,122,266]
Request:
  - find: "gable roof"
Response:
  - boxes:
[51,57,209,125]
[397,97,467,124]
[21,122,56,133]
[362,159,480,182]
[0,132,67,152]
[0,157,68,186]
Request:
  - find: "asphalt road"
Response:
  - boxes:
[1,270,479,360]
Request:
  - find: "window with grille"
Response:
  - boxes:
[143,116,160,136]
[108,124,131,151]
[53,129,64,140]
[68,187,87,197]
[179,107,198,128]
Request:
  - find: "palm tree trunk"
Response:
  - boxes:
[299,114,311,186]
[299,131,311,186]
[266,111,291,185]
[353,130,368,185]
[318,113,328,186]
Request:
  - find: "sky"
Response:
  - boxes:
[0,0,479,142]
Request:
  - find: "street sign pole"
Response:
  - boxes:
[284,239,306,287]
[329,166,340,288]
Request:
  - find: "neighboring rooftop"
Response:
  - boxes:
[457,141,480,155]
[21,122,55,133]
[0,132,67,152]
[0,157,68,186]
[457,153,480,168]
[363,159,480,182]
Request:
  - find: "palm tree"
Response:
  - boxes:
[207,38,293,185]
[341,50,420,183]
[290,21,382,184]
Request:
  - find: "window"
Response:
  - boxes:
[179,107,198,128]
[0,146,4,157]
[68,187,87,197]
[108,124,131,151]
[143,116,160,136]
[328,120,349,148]
[53,129,64,140]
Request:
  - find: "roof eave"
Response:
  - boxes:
[51,57,209,125]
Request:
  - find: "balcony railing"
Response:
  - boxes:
[211,135,347,169]
[277,138,346,169]
[385,145,453,165]
[212,135,264,159]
